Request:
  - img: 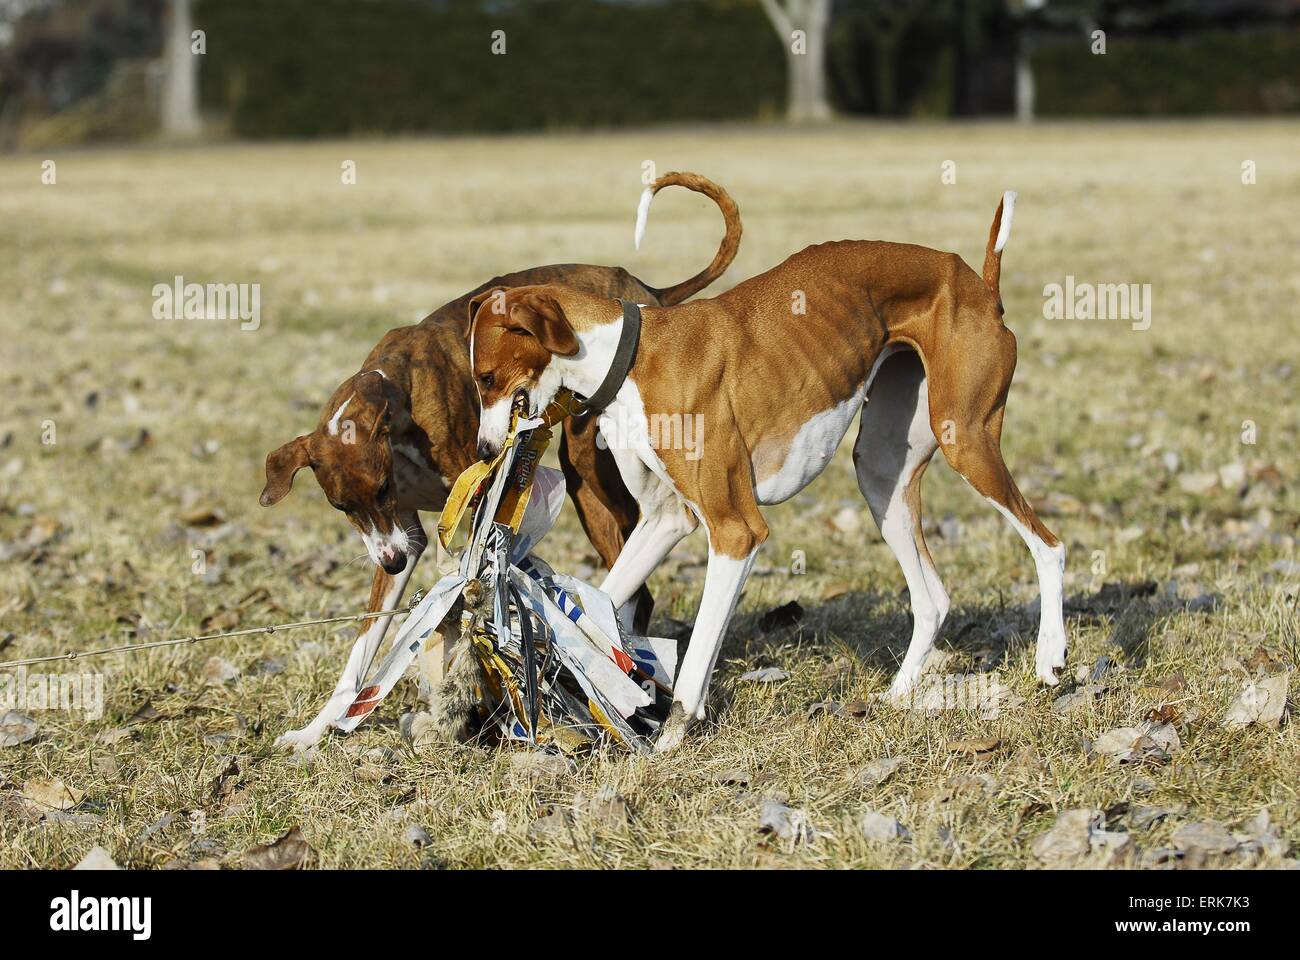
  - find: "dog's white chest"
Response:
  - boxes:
[598,383,680,498]
[754,390,863,505]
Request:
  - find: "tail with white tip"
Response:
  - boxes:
[634,171,742,305]
[982,190,1017,313]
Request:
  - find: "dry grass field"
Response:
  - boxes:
[0,120,1296,869]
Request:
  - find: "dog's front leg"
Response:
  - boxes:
[276,523,425,751]
[559,413,655,631]
[657,527,762,754]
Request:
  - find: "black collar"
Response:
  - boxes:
[576,299,641,414]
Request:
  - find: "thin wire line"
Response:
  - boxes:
[0,608,412,670]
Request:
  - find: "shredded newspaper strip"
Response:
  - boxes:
[333,391,674,753]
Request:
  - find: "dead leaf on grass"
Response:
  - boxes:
[821,582,853,602]
[1160,673,1188,694]
[200,656,241,685]
[1146,702,1184,725]
[210,757,242,799]
[509,750,574,783]
[403,824,433,847]
[573,788,630,830]
[758,797,816,844]
[96,726,134,745]
[1172,821,1238,856]
[127,700,162,725]
[22,778,83,811]
[528,804,572,840]
[806,700,842,718]
[1222,674,1289,729]
[740,667,789,683]
[1031,809,1102,866]
[931,772,999,804]
[855,757,903,786]
[860,809,910,842]
[1092,721,1180,764]
[1053,684,1106,715]
[1232,809,1288,864]
[200,609,241,633]
[712,768,752,787]
[241,826,314,870]
[180,506,226,527]
[1129,805,1184,831]
[73,846,120,870]
[0,711,39,748]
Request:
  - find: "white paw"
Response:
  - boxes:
[274,725,325,752]
[1035,633,1066,686]
[886,667,921,702]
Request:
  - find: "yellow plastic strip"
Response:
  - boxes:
[436,389,582,549]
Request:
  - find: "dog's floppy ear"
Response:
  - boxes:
[466,286,510,337]
[507,289,580,357]
[260,434,313,506]
[355,370,391,437]
[364,398,391,438]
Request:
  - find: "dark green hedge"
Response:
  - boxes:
[1034,29,1300,115]
[195,0,784,137]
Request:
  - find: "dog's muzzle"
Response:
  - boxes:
[477,390,526,462]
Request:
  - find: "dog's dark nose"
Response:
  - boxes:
[381,554,407,576]
[477,440,496,462]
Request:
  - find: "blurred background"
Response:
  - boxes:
[1,0,1298,149]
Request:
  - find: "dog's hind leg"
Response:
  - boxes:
[928,325,1068,685]
[854,350,948,699]
[275,517,426,751]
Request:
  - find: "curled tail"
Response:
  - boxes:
[981,190,1017,314]
[634,171,742,305]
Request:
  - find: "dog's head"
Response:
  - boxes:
[466,285,581,460]
[260,370,413,574]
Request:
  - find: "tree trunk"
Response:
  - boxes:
[1015,31,1035,124]
[162,0,200,138]
[761,0,832,124]
[804,0,831,121]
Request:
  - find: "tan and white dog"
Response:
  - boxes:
[468,190,1067,751]
[262,172,741,750]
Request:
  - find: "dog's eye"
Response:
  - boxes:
[377,478,392,500]
[479,373,495,391]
